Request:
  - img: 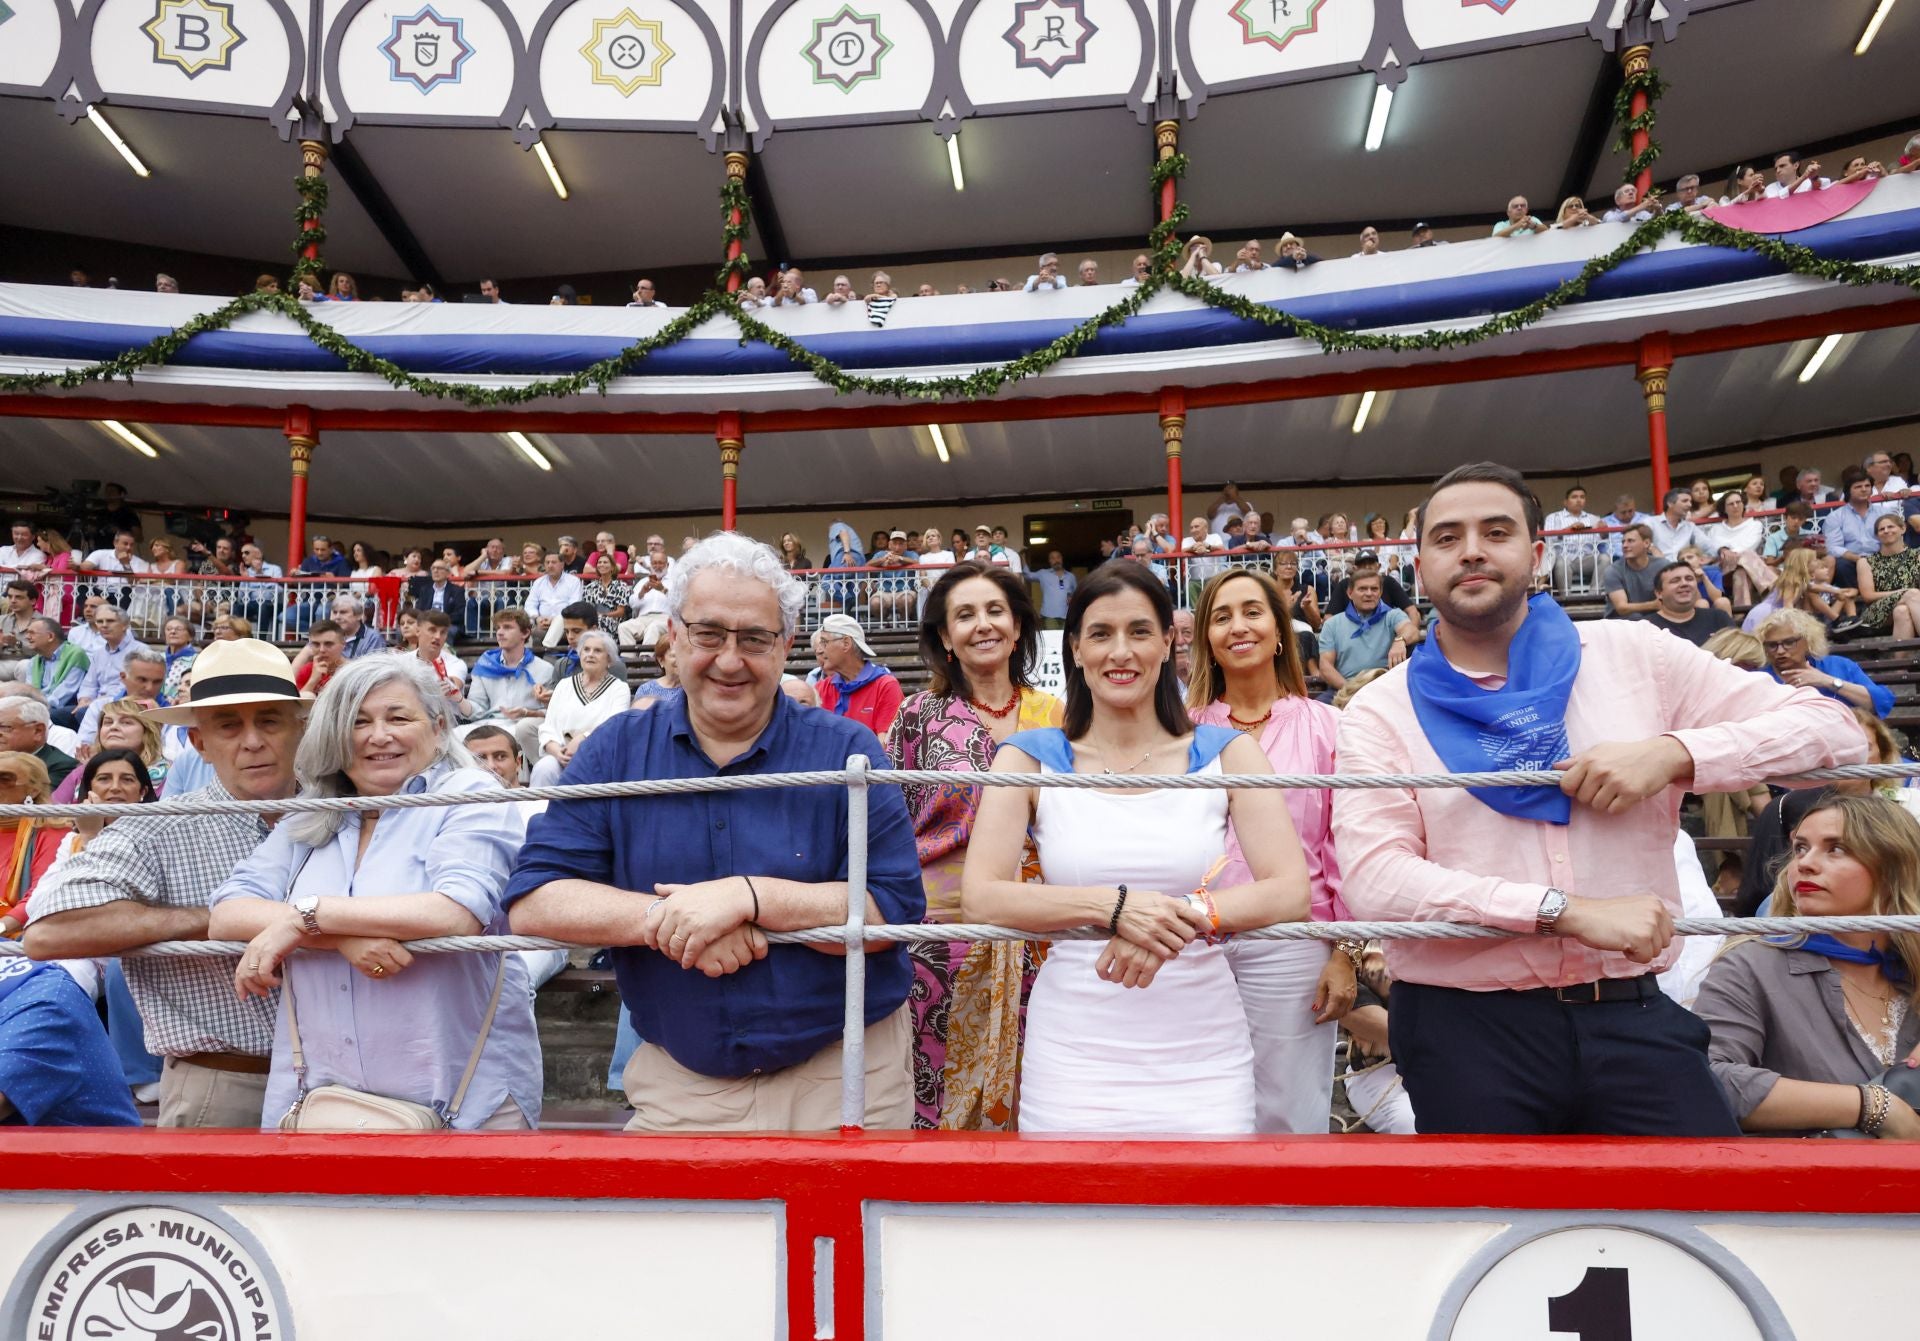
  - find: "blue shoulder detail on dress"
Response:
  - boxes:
[1189,724,1240,771]
[1003,727,1072,772]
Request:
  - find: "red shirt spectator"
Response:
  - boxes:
[814,614,903,735]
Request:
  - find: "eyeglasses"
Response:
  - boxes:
[682,621,782,656]
[1762,637,1806,654]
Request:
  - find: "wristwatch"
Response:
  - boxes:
[292,894,322,936]
[1535,888,1569,937]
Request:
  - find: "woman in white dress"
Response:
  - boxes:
[962,561,1310,1134]
[530,630,630,786]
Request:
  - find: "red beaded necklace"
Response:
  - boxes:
[968,687,1021,719]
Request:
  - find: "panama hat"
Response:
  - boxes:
[146,638,303,724]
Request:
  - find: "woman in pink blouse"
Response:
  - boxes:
[1187,568,1357,1133]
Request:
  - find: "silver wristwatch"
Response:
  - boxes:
[292,894,322,936]
[1535,888,1569,937]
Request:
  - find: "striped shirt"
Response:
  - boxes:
[866,295,897,328]
[30,779,279,1057]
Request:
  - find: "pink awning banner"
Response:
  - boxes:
[1704,179,1878,233]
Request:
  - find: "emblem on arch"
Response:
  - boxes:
[1230,0,1326,53]
[804,5,892,92]
[1003,0,1099,77]
[581,8,675,95]
[382,5,475,93]
[143,0,247,79]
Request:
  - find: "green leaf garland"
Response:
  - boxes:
[3,142,1915,409]
[1612,66,1666,186]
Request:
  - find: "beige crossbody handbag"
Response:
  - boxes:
[275,846,509,1132]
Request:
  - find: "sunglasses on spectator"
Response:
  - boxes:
[682,621,782,656]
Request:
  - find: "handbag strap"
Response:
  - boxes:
[444,954,508,1122]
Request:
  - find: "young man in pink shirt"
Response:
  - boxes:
[1333,461,1866,1136]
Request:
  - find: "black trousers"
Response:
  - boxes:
[1389,980,1741,1137]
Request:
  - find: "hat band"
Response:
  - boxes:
[187,672,301,702]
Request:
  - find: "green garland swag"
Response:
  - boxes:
[289,174,329,289]
[5,153,1918,407]
[718,178,755,287]
[1612,67,1666,187]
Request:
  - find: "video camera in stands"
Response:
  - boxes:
[40,480,112,552]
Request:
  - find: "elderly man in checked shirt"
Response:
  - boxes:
[26,639,305,1127]
[1333,463,1865,1137]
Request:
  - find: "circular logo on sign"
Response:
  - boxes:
[609,34,643,67]
[24,1207,286,1341]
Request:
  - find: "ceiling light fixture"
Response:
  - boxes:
[99,420,158,458]
[532,139,569,201]
[1856,0,1897,55]
[1797,333,1843,384]
[86,107,150,179]
[1352,390,1377,434]
[930,424,951,463]
[1363,84,1394,153]
[946,134,965,192]
[502,430,553,471]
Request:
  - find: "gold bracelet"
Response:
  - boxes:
[1336,939,1365,971]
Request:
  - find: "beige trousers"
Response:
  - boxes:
[157,1058,270,1129]
[623,1005,913,1133]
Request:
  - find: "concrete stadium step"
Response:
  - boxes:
[534,970,621,1103]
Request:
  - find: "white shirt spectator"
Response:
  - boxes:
[1183,533,1229,585]
[81,548,151,591]
[526,570,584,622]
[1023,275,1068,293]
[1647,515,1706,559]
[1602,205,1657,223]
[1543,507,1606,558]
[0,542,46,571]
[1765,176,1831,199]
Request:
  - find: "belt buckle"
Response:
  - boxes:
[1554,981,1602,1004]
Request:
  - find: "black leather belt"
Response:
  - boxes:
[1522,975,1662,1005]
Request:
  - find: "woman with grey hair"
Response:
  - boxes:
[209,655,542,1130]
[532,628,630,786]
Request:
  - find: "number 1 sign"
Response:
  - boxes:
[1450,1226,1768,1340]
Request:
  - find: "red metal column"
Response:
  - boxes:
[1155,120,1178,223]
[284,406,317,573]
[299,140,327,265]
[724,152,748,295]
[1636,333,1673,504]
[718,411,743,531]
[1621,43,1654,201]
[1159,388,1186,533]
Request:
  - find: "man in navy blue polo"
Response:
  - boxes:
[506,533,925,1132]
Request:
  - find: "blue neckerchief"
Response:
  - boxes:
[472,648,536,683]
[1405,593,1582,824]
[1343,603,1391,633]
[828,662,888,715]
[1782,932,1912,985]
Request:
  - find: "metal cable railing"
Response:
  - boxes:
[10,754,1919,1128]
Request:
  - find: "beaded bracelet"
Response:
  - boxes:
[1109,885,1129,934]
[1858,1082,1891,1137]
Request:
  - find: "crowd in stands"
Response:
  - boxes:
[49,136,1920,313]
[1,458,1918,1145]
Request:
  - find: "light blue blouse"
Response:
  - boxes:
[211,764,542,1129]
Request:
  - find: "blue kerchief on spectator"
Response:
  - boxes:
[472,649,537,683]
[1406,593,1581,825]
[1788,932,1911,985]
[1343,604,1391,633]
[826,661,888,715]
